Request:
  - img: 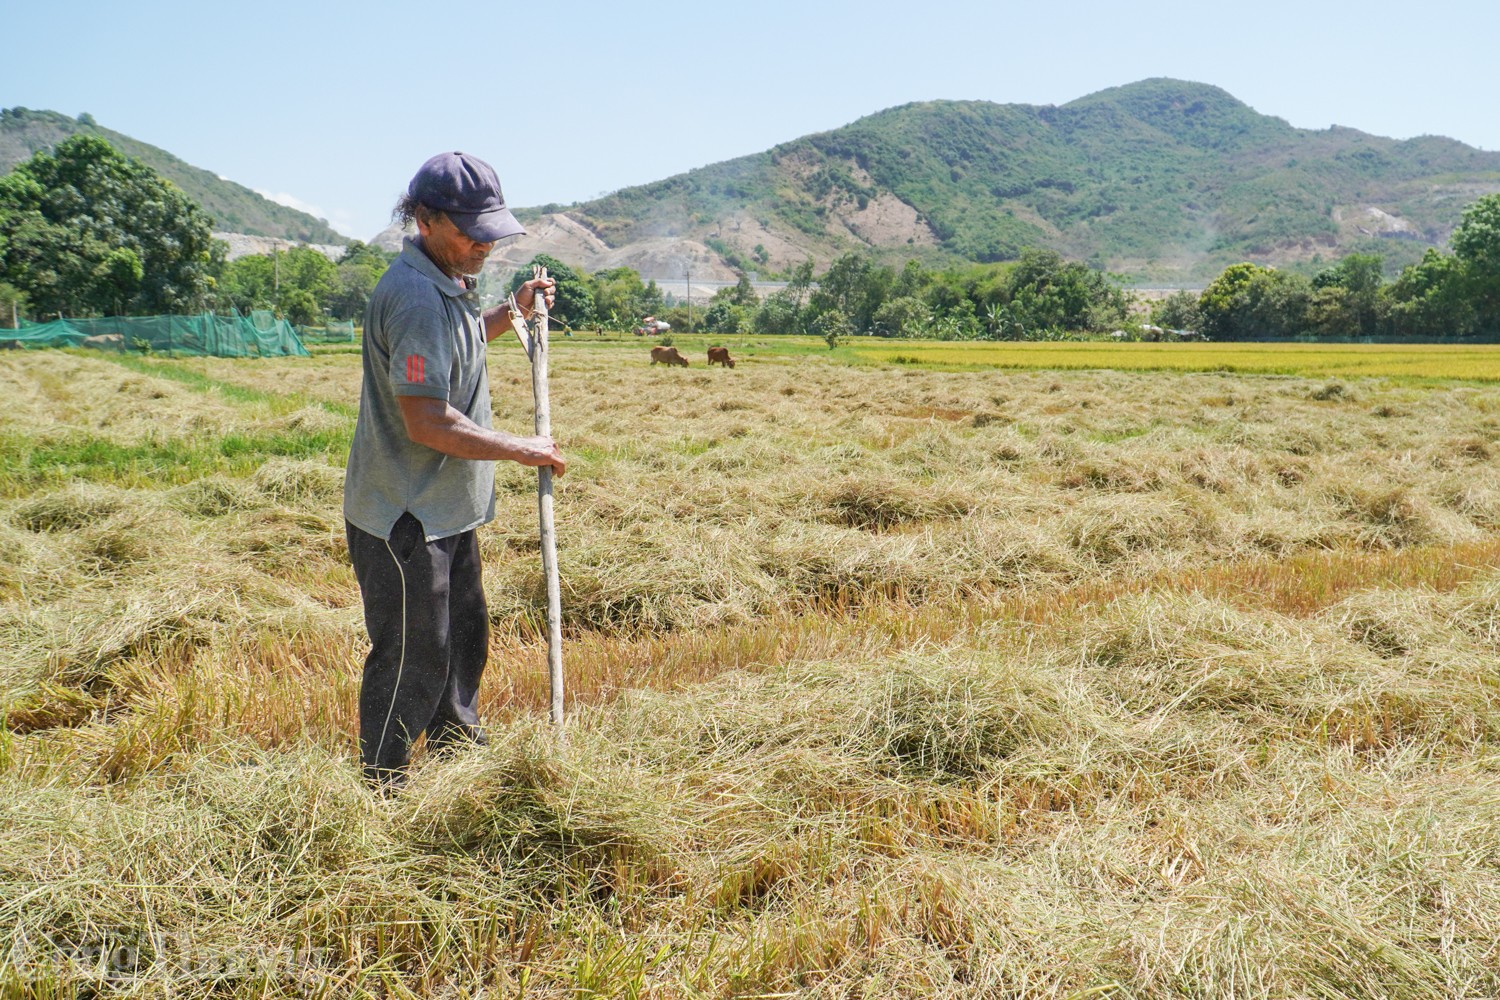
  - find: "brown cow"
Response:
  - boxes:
[706,346,735,368]
[650,345,689,367]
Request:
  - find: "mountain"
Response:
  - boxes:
[507,79,1500,283]
[0,108,347,245]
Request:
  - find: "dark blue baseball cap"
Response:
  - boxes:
[408,151,525,242]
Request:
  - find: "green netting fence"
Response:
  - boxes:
[1,312,310,357]
[297,318,357,344]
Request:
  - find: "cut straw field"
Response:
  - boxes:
[2,341,1499,997]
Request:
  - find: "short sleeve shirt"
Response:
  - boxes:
[343,237,496,540]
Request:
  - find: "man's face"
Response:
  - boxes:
[416,211,496,278]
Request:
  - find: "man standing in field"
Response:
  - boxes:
[343,151,565,787]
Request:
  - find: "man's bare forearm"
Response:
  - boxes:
[412,410,542,461]
[398,396,565,472]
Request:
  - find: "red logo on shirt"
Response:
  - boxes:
[406,354,426,383]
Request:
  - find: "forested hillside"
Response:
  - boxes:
[0,108,346,245]
[560,79,1500,282]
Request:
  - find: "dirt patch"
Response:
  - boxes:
[841,189,938,248]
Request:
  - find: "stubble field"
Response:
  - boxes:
[2,340,1499,998]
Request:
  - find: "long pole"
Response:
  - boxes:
[528,266,565,730]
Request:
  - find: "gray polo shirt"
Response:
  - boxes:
[344,237,496,541]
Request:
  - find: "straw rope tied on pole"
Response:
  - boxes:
[508,266,565,731]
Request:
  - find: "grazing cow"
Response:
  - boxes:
[650,345,689,367]
[706,346,736,368]
[82,333,126,351]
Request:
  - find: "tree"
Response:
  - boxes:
[808,307,851,343]
[934,297,982,340]
[1451,193,1500,274]
[95,247,144,316]
[592,266,649,326]
[1003,248,1127,335]
[807,252,893,334]
[871,296,928,338]
[982,301,1020,340]
[752,289,804,334]
[718,271,752,308]
[1386,248,1475,337]
[1450,194,1500,331]
[215,254,277,315]
[1378,195,1500,337]
[1198,263,1311,340]
[0,135,214,316]
[702,298,747,334]
[1152,290,1202,333]
[640,279,663,318]
[1307,286,1358,338]
[785,258,815,313]
[276,247,337,318]
[891,259,931,300]
[810,252,871,318]
[328,241,393,320]
[280,288,322,327]
[1311,253,1384,337]
[214,246,337,324]
[508,254,594,329]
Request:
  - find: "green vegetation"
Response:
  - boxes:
[0,135,216,316]
[1174,193,1500,338]
[544,247,1126,341]
[0,108,346,243]
[214,240,392,325]
[0,136,383,328]
[699,248,1126,339]
[0,130,393,328]
[503,253,595,330]
[1387,194,1500,336]
[558,80,1500,283]
[499,255,664,333]
[4,347,1500,995]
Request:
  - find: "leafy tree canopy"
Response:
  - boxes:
[214,246,339,325]
[1151,291,1202,333]
[328,241,393,321]
[0,135,214,316]
[1198,263,1311,340]
[701,297,749,335]
[507,254,595,329]
[1452,194,1500,274]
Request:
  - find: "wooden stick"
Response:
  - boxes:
[528,266,565,731]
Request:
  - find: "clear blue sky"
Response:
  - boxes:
[4,0,1496,241]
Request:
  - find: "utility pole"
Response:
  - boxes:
[686,263,692,332]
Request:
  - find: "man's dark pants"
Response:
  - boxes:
[346,511,488,783]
